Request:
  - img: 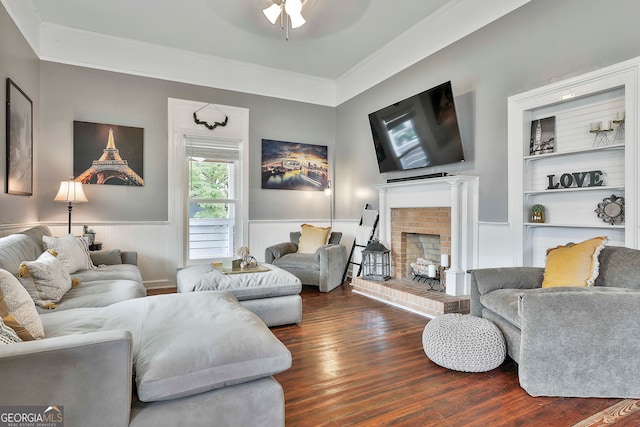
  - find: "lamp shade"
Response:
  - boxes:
[288,12,306,29]
[284,0,305,28]
[263,3,282,24]
[54,180,88,203]
[284,0,302,14]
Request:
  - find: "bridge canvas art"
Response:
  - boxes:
[73,121,144,186]
[261,139,328,191]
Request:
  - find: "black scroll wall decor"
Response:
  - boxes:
[193,104,229,130]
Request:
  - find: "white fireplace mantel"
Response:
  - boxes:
[372,175,479,296]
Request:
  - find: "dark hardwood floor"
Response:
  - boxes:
[270,285,640,427]
[148,285,639,426]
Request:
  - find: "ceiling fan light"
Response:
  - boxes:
[263,3,281,25]
[284,0,302,15]
[288,12,306,29]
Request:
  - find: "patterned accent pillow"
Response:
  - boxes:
[0,269,44,340]
[43,234,95,274]
[19,251,73,304]
[0,317,22,344]
[0,285,34,340]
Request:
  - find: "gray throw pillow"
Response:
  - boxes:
[90,250,122,266]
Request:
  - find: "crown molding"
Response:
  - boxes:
[1,0,41,55]
[2,0,530,107]
[38,22,337,106]
[335,0,532,105]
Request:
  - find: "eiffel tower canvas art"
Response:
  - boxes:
[73,121,144,186]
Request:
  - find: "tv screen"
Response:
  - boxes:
[368,81,464,173]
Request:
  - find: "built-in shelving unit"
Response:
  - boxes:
[508,57,639,267]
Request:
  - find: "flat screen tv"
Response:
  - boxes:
[368,81,464,173]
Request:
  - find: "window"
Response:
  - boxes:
[168,99,249,267]
[185,138,241,261]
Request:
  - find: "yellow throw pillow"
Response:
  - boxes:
[298,224,331,254]
[542,236,607,288]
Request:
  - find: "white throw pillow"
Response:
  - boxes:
[20,251,72,304]
[43,234,94,274]
[0,269,44,339]
[0,317,22,344]
[18,275,60,310]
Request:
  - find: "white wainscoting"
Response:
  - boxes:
[1,222,178,290]
[477,222,513,268]
[1,220,514,291]
[249,219,360,264]
[250,220,514,270]
[47,223,178,289]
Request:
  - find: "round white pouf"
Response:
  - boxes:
[422,313,506,372]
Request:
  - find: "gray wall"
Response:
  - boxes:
[38,63,335,224]
[334,0,640,222]
[0,4,40,224]
[4,0,640,226]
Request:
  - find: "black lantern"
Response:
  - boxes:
[362,239,391,281]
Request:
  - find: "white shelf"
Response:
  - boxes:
[508,56,639,267]
[525,222,625,229]
[524,185,624,196]
[524,143,624,161]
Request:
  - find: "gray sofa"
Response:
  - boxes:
[265,231,347,292]
[470,245,640,398]
[0,226,292,426]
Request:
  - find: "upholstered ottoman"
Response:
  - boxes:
[422,313,506,372]
[177,263,302,327]
[40,291,291,426]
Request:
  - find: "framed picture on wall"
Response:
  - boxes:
[73,121,144,186]
[5,78,33,196]
[261,139,328,191]
[529,116,555,155]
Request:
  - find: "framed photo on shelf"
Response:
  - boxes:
[5,78,33,196]
[529,116,555,155]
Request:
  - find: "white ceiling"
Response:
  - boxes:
[3,0,530,105]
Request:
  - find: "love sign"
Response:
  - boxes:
[547,170,604,190]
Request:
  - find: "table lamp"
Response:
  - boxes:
[54,178,88,234]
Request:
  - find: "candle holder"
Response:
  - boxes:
[590,127,613,147]
[439,265,447,289]
[612,118,625,145]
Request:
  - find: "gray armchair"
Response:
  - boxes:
[265,232,347,293]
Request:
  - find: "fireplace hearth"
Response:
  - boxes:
[352,277,469,317]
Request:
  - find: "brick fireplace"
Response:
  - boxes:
[391,207,450,280]
[371,175,478,296]
[352,176,478,317]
